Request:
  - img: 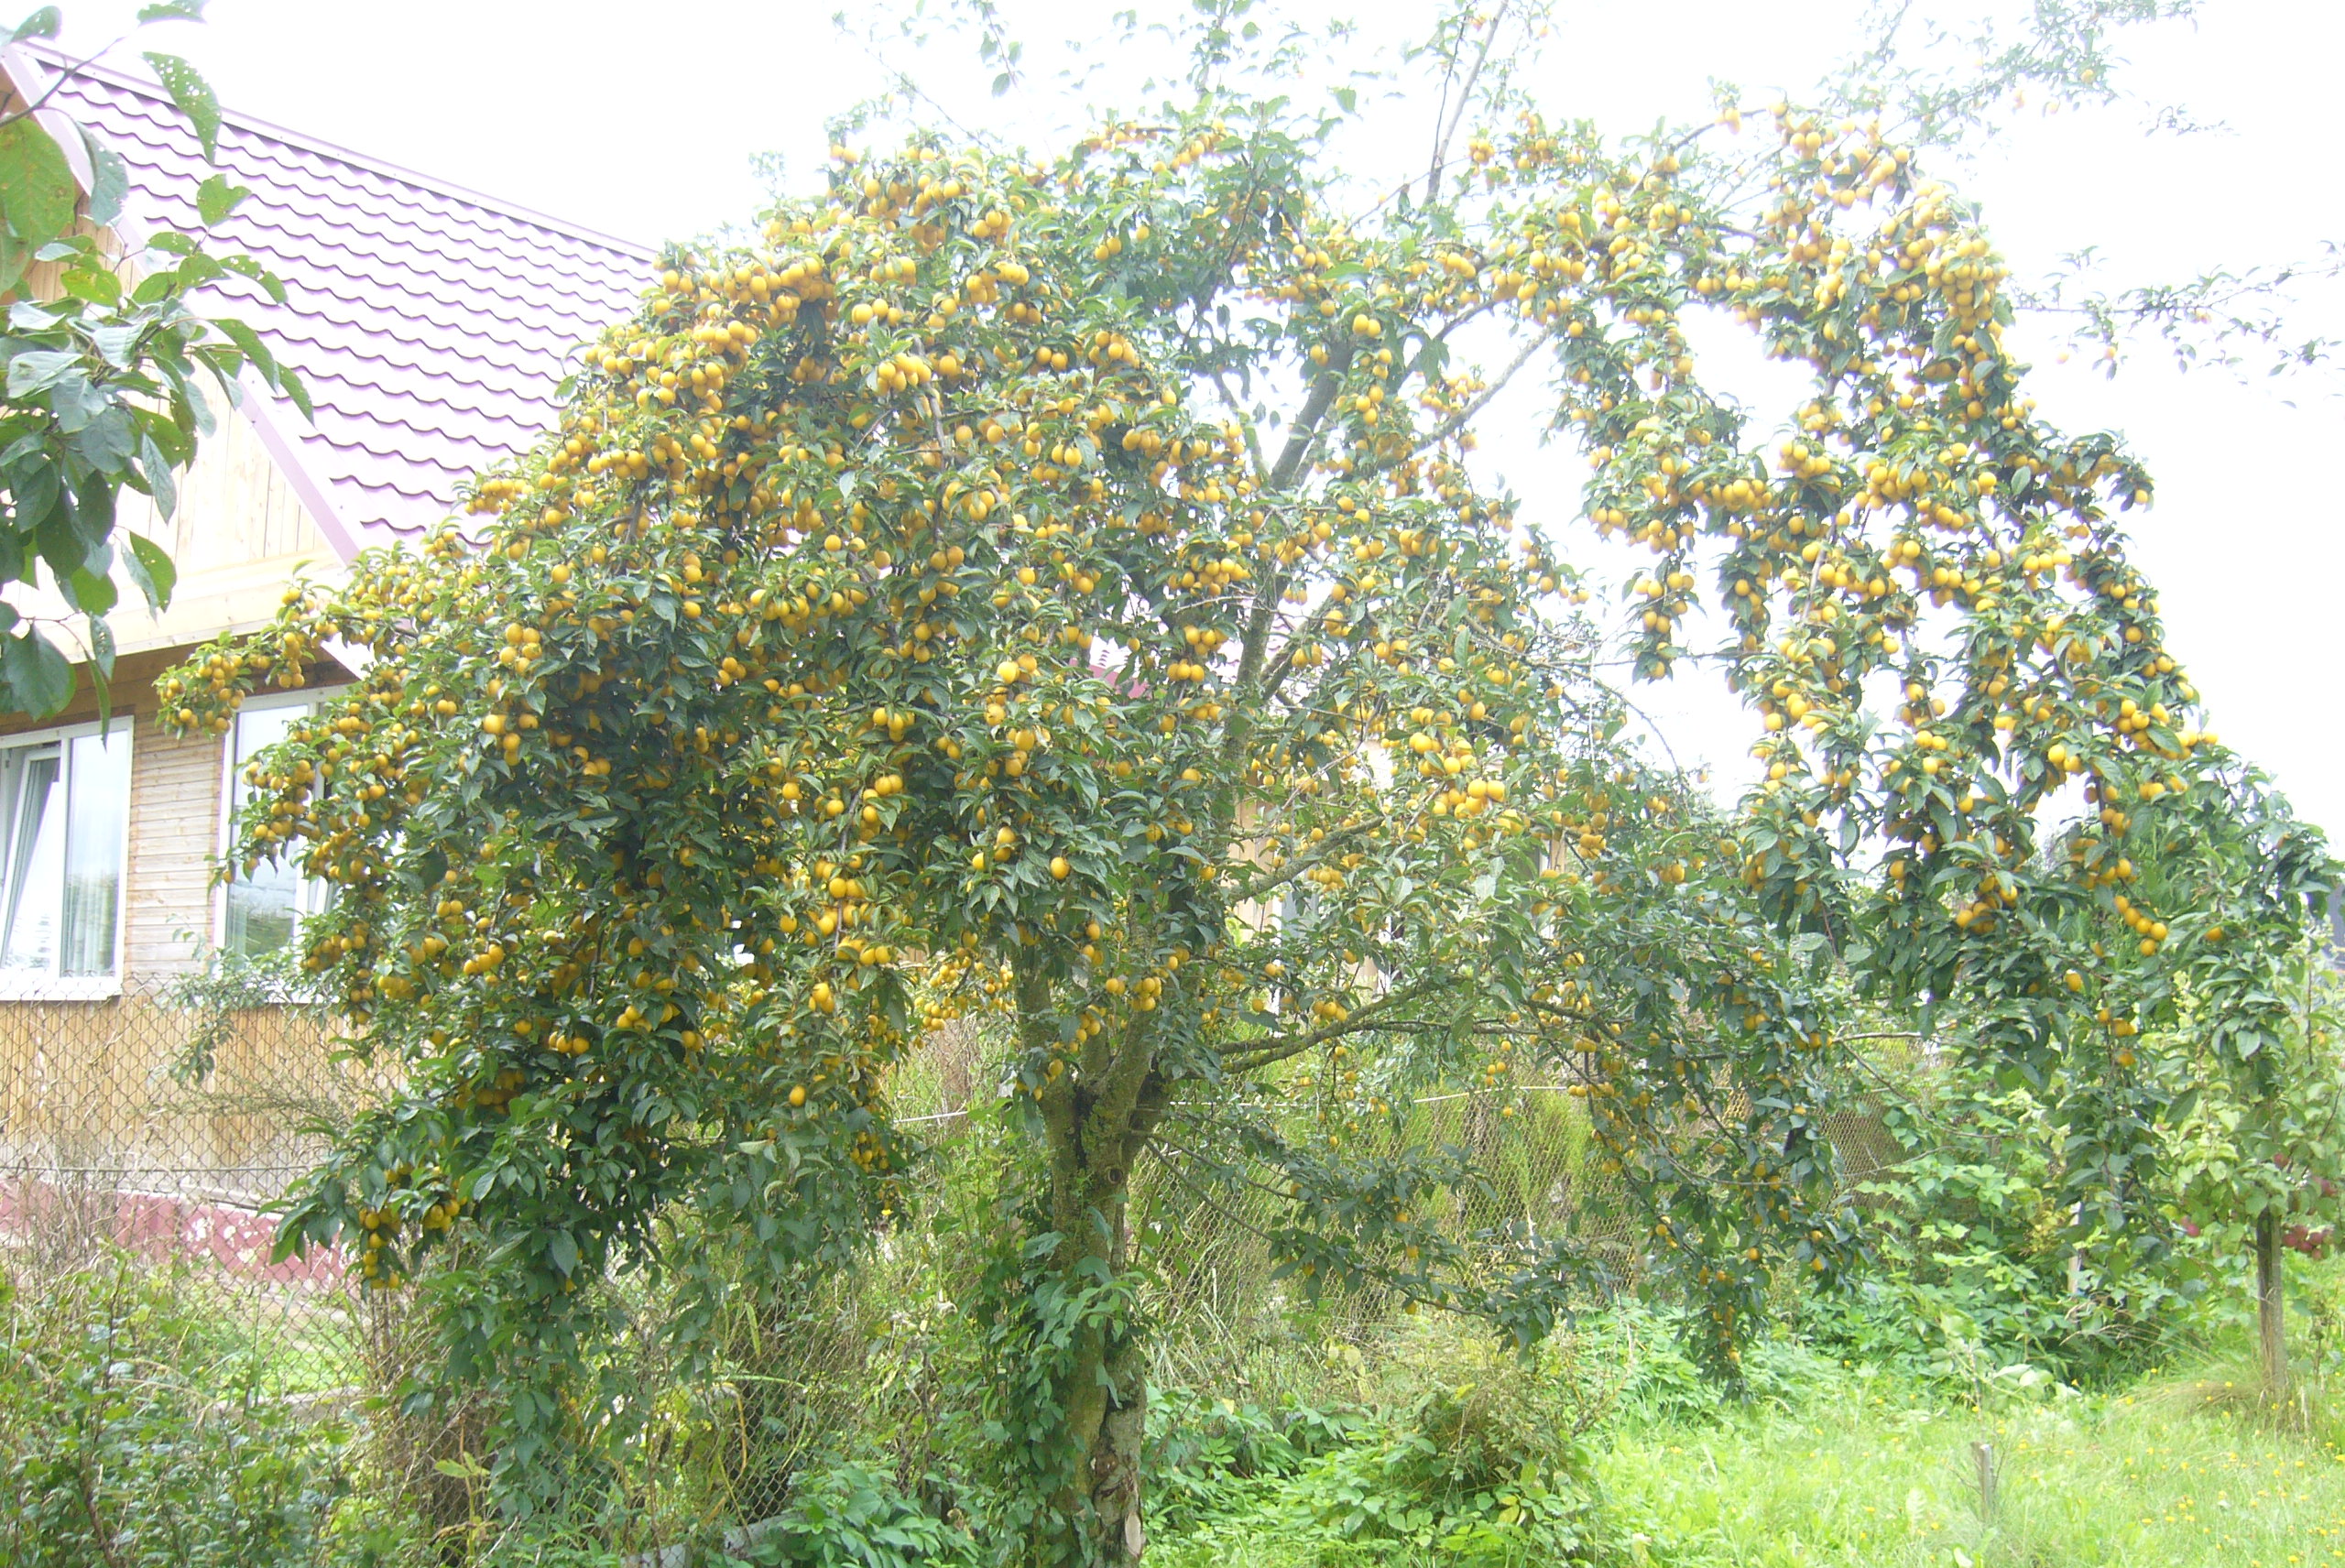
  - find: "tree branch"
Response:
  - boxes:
[1217,978,1448,1074]
[1223,812,1389,906]
[1350,324,1551,486]
[1423,0,1513,207]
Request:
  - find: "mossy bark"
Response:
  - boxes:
[1022,965,1166,1562]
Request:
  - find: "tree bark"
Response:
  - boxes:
[1053,1241,1148,1565]
[1042,1158,1148,1565]
[2256,1207,2288,1399]
[1025,962,1163,1563]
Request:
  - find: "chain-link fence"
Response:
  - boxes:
[0,981,1900,1541]
[0,974,393,1397]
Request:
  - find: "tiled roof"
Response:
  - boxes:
[10,49,656,558]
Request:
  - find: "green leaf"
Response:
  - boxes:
[169,248,222,286]
[87,618,112,732]
[137,0,209,20]
[2,628,72,717]
[57,259,120,307]
[125,532,175,611]
[142,52,221,161]
[137,432,178,522]
[6,347,82,397]
[77,128,127,227]
[213,316,310,415]
[194,171,246,226]
[86,322,136,368]
[218,252,287,304]
[0,114,80,256]
[73,406,134,473]
[70,469,115,554]
[67,565,116,615]
[273,358,312,418]
[10,7,59,42]
[12,452,60,538]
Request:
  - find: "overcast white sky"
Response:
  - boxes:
[52,0,2345,835]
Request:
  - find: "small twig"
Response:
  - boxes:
[1424,0,1514,206]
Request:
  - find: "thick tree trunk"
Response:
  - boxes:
[1052,1223,1149,1565]
[1040,1144,1146,1564]
[2256,1208,2288,1399]
[1023,966,1162,1563]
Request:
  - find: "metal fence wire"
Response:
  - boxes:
[0,977,1899,1535]
[0,974,390,1394]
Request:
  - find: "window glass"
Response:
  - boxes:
[0,746,62,973]
[0,726,130,985]
[224,703,320,959]
[60,733,128,976]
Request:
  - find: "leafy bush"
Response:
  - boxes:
[0,1255,354,1568]
[732,1455,963,1568]
[1144,1387,1360,1532]
[1823,1073,2191,1383]
[1149,1319,1622,1566]
[1291,1380,1608,1565]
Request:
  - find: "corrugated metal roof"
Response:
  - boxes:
[14,49,656,559]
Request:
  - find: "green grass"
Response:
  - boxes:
[1598,1362,2345,1567]
[1150,1336,2345,1568]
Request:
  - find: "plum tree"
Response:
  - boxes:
[162,0,2331,1553]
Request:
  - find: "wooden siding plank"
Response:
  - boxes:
[124,708,223,977]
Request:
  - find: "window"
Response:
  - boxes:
[220,696,330,960]
[0,723,131,995]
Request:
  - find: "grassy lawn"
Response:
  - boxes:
[1152,1336,2345,1568]
[1600,1363,2345,1566]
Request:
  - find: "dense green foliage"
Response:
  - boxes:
[0,1256,354,1568]
[25,1240,2345,1567]
[739,1458,965,1568]
[13,1022,2345,1567]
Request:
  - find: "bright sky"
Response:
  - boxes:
[49,0,2345,835]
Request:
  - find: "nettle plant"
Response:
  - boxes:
[162,0,2327,1553]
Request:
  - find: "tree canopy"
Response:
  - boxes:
[162,0,2334,1554]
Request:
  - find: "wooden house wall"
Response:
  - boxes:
[125,704,224,976]
[16,384,343,659]
[0,76,375,1205]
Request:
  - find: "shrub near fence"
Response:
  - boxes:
[0,972,387,1390]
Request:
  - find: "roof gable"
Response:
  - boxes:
[7,48,656,560]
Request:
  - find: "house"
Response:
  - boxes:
[0,48,652,1219]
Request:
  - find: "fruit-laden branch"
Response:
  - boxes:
[1216,978,1452,1074]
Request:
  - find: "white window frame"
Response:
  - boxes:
[213,688,339,963]
[0,716,134,1001]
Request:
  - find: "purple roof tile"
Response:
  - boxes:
[10,49,656,559]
